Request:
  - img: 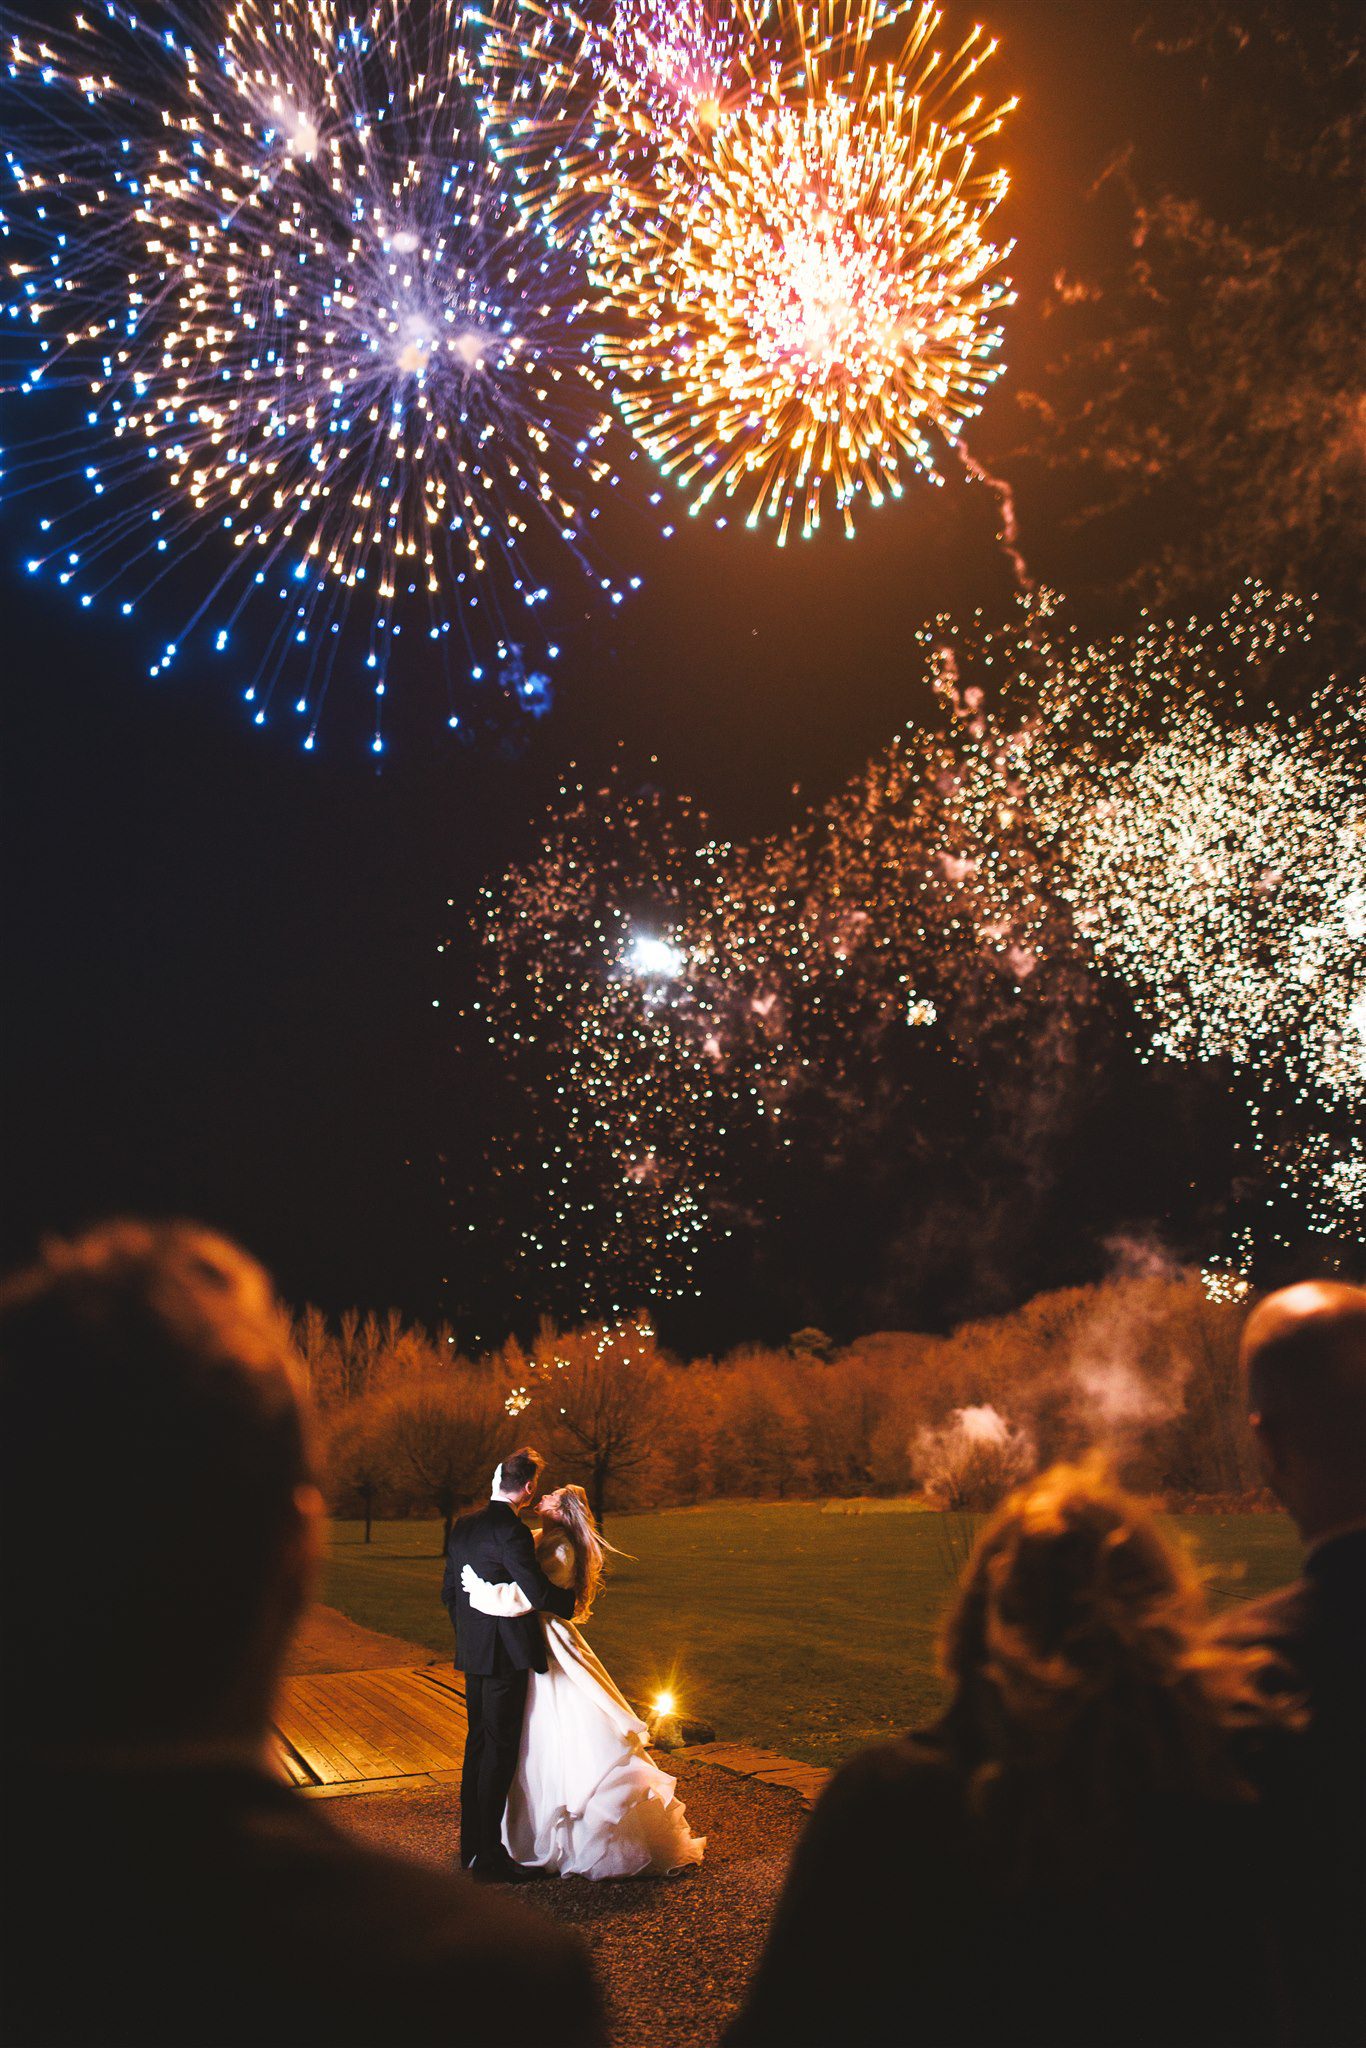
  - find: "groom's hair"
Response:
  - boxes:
[0,1219,314,1746]
[499,1446,544,1497]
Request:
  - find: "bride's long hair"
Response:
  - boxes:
[544,1485,630,1620]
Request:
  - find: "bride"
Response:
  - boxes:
[461,1485,705,1881]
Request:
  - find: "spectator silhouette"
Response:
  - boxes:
[0,1222,601,2048]
[1217,1281,1366,2046]
[726,1462,1299,2048]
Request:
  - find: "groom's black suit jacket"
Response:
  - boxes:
[442,1499,575,1675]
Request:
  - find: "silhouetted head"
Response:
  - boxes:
[494,1445,545,1510]
[0,1221,319,1753]
[941,1459,1293,1855]
[1240,1281,1366,1542]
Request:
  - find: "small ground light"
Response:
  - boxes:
[647,1689,683,1752]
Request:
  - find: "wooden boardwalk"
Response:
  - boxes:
[272,1665,468,1799]
[273,1667,830,1811]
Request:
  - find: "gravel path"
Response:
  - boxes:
[326,1757,804,2048]
[284,1603,432,1675]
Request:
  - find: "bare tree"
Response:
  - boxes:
[537,1323,665,1525]
[1014,1,1364,644]
[709,1364,809,1499]
[376,1374,507,1548]
[336,1309,368,1404]
[323,1402,391,1543]
[291,1305,341,1410]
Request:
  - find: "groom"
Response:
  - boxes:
[443,1445,576,1882]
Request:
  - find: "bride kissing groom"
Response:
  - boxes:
[442,1445,705,1884]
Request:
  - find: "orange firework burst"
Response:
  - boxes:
[479,1,1016,541]
[595,70,1014,539]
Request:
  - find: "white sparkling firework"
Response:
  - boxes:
[1015,584,1366,1245]
[1,0,639,747]
[1063,716,1364,1092]
[467,584,1362,1308]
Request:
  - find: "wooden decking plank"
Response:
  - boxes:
[290,1678,410,1781]
[282,1680,401,1782]
[307,1673,444,1778]
[353,1682,464,1769]
[413,1667,466,1704]
[346,1696,462,1768]
[268,1733,317,1787]
[278,1687,404,1786]
[316,1673,441,1763]
[273,1718,361,1786]
[360,1671,467,1751]
[272,1665,474,1790]
[366,1666,463,1714]
[275,1688,366,1779]
[300,1770,459,1801]
[275,1690,372,1784]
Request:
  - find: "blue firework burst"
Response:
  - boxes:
[1,0,642,748]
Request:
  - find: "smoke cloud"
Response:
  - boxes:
[914,1402,1036,1510]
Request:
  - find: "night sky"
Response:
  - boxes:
[0,4,1307,1335]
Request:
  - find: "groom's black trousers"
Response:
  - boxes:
[461,1669,529,1870]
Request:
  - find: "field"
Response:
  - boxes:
[323,1502,1302,1767]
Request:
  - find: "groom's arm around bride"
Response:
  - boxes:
[443,1448,576,1879]
[442,1464,576,1676]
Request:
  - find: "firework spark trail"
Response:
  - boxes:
[1,0,641,746]
[479,0,1017,541]
[466,584,1361,1309]
[1060,719,1363,1088]
[601,0,748,130]
[475,0,773,226]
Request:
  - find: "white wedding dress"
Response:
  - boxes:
[462,1531,705,1880]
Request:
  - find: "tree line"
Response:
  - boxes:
[302,1269,1270,1540]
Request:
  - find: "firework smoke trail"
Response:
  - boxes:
[479,1,1017,542]
[951,436,1032,589]
[1,0,642,747]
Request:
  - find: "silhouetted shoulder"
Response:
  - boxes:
[723,1733,975,2047]
[1216,1578,1310,1653]
[1217,1535,1366,1709]
[7,1766,603,2048]
[250,1789,603,2042]
[830,1729,956,1786]
[809,1730,962,1837]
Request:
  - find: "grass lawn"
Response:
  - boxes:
[322,1502,1302,1768]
